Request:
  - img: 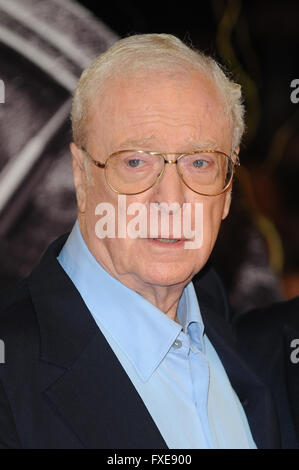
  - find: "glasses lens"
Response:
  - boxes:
[106,151,164,194]
[177,151,233,195]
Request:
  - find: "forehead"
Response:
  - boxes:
[88,68,232,153]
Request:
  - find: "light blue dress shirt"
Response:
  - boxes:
[57,221,256,449]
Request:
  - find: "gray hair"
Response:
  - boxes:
[71,33,245,155]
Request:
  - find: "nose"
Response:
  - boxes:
[151,160,186,208]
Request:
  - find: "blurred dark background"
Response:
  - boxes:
[0,0,298,315]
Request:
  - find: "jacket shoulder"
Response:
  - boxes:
[0,278,36,322]
[0,279,39,368]
[235,296,299,335]
[233,296,299,382]
[0,278,30,310]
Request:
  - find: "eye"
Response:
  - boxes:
[192,159,209,168]
[127,158,144,168]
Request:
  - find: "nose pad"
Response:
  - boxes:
[152,161,185,202]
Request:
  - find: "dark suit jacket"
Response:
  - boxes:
[233,299,299,449]
[0,234,281,448]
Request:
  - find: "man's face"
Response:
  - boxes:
[72,68,233,292]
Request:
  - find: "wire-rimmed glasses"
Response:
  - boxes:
[81,147,240,196]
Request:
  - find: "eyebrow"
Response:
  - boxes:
[118,136,158,149]
[118,137,219,151]
[185,139,219,151]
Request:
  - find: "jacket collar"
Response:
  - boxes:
[28,234,97,368]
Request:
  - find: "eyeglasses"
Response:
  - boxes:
[81,147,240,196]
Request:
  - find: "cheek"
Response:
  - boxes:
[85,171,117,218]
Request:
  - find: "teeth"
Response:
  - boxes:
[154,238,179,243]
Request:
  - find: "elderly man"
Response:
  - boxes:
[0,34,282,449]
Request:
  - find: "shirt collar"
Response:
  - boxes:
[58,221,205,381]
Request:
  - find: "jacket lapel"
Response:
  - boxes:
[28,235,167,449]
[44,329,167,449]
[193,269,281,449]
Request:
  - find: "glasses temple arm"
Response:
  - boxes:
[81,147,105,168]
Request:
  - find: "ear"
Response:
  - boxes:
[233,146,240,165]
[70,142,87,213]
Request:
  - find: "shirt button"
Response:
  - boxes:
[172,339,182,349]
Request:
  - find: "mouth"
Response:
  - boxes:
[154,238,179,243]
[148,238,188,247]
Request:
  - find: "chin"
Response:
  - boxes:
[139,262,195,288]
